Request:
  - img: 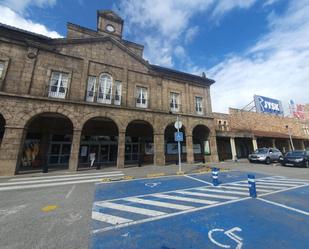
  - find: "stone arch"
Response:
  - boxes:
[80,113,120,134]
[164,122,187,164]
[0,112,6,147]
[125,119,154,165]
[192,124,211,162]
[20,105,77,130]
[78,116,119,168]
[17,112,74,173]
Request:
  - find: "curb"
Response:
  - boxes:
[146,173,166,178]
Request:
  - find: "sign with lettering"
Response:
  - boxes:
[254,95,284,116]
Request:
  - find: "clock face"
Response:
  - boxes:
[106,25,115,33]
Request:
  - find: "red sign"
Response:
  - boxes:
[293,104,305,120]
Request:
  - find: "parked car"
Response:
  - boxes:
[248,147,283,164]
[280,150,309,168]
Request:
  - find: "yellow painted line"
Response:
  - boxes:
[147,173,165,178]
[41,205,58,212]
[123,176,134,180]
[101,178,111,182]
[176,171,185,175]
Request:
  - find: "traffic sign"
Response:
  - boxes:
[175,132,183,142]
[174,121,182,129]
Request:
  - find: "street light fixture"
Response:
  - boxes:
[286,125,295,151]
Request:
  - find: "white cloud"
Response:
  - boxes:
[185,26,199,44]
[209,0,309,113]
[0,0,56,13]
[0,5,62,38]
[119,0,257,67]
[211,0,257,19]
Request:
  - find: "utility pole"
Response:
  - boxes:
[286,125,295,151]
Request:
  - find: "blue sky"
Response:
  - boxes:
[0,0,308,113]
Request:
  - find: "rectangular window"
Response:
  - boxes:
[0,62,4,79]
[195,97,203,114]
[86,76,97,102]
[48,72,69,99]
[170,92,180,112]
[97,74,112,104]
[114,81,122,105]
[136,87,148,108]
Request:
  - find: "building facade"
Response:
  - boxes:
[0,10,218,176]
[214,108,309,161]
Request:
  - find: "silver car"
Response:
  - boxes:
[248,147,283,164]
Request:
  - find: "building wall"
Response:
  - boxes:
[214,109,309,139]
[0,11,218,175]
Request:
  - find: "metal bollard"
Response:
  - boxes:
[212,168,219,186]
[248,174,257,198]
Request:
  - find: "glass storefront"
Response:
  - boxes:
[48,134,72,165]
[79,135,118,166]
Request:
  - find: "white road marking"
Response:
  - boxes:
[92,197,251,234]
[9,171,123,181]
[0,173,124,186]
[255,181,298,187]
[257,198,309,216]
[257,179,309,185]
[92,180,309,234]
[266,177,309,182]
[176,190,239,200]
[92,211,132,225]
[198,188,248,196]
[184,175,212,185]
[65,184,76,199]
[220,185,270,193]
[153,193,218,205]
[0,178,111,191]
[125,197,194,210]
[97,202,166,217]
[230,183,284,190]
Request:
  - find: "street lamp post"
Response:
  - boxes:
[176,115,182,173]
[286,125,295,151]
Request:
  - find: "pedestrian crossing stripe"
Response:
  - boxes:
[0,171,125,191]
[92,176,309,234]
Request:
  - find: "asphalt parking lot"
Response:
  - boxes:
[0,161,308,249]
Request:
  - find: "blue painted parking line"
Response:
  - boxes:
[89,172,309,249]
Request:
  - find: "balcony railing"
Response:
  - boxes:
[136,98,148,108]
[86,91,122,106]
[46,85,68,99]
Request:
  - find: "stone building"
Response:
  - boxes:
[0,10,218,176]
[214,108,309,161]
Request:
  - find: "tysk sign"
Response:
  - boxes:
[174,132,183,142]
[254,95,284,116]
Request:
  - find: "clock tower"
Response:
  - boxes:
[97,10,124,39]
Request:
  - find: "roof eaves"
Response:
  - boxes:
[150,64,215,85]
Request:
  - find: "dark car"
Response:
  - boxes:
[281,150,309,168]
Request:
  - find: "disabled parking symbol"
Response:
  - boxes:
[145,182,161,188]
[208,227,243,249]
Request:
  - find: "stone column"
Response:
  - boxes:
[252,138,258,151]
[272,139,276,148]
[301,140,305,150]
[154,133,165,166]
[186,134,194,164]
[287,139,292,151]
[230,137,237,161]
[209,135,219,162]
[0,126,26,176]
[117,131,126,169]
[69,129,82,171]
